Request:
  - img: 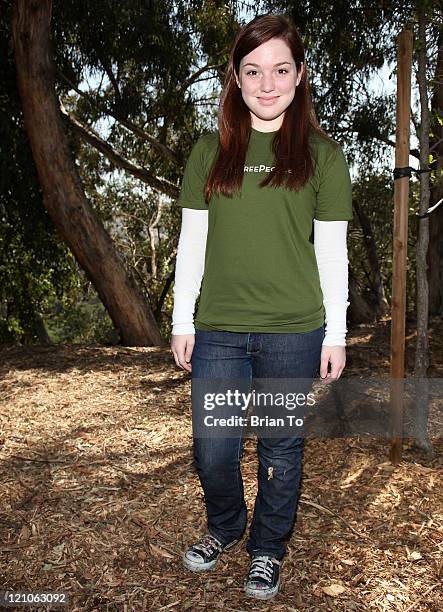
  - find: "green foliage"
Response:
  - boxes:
[0,0,207,345]
[0,0,79,344]
[45,284,118,345]
[2,0,440,345]
[350,171,421,313]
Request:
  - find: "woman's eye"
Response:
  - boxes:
[245,69,289,76]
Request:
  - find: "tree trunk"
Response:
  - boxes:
[11,0,165,347]
[427,200,443,315]
[22,276,52,344]
[353,200,389,317]
[33,315,51,344]
[428,21,443,316]
[413,8,432,455]
[347,267,375,324]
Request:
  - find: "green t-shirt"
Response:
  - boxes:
[177,127,353,333]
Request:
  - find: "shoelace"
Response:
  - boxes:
[192,534,223,557]
[248,555,279,583]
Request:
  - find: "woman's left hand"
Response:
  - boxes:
[319,345,346,384]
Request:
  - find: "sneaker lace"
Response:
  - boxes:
[193,534,223,556]
[248,555,279,583]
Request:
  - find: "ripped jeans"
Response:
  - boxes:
[191,325,325,560]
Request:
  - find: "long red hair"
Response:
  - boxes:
[204,13,331,203]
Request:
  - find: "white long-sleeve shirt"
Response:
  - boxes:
[172,208,350,346]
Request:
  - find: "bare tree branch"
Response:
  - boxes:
[60,103,179,198]
[148,201,163,279]
[97,53,121,103]
[180,60,226,93]
[57,69,179,165]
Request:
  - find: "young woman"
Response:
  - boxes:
[170,13,353,601]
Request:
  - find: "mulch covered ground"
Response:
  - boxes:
[0,316,442,611]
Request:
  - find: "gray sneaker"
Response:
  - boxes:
[244,554,282,600]
[182,533,239,572]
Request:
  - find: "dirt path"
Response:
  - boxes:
[0,318,441,611]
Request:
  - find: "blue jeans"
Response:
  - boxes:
[190,324,325,560]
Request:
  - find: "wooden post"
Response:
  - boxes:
[390,30,413,464]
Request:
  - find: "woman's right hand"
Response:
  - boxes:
[171,334,195,372]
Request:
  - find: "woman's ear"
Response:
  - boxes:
[234,69,241,88]
[296,62,305,87]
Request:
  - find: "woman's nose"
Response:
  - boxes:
[260,73,275,92]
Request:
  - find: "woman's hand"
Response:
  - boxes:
[171,334,195,372]
[319,345,346,384]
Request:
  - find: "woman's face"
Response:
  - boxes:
[235,37,303,132]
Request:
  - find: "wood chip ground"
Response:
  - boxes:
[0,317,441,611]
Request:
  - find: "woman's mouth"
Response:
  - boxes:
[257,96,280,106]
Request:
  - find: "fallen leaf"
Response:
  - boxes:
[149,542,174,559]
[48,542,65,562]
[322,582,345,597]
[408,551,423,561]
[341,558,356,566]
[19,525,30,541]
[42,563,53,571]
[322,583,346,597]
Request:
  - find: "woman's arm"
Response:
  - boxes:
[313,219,349,347]
[172,208,208,335]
